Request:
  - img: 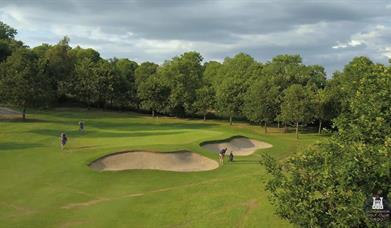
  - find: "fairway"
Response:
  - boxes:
[0,109,324,227]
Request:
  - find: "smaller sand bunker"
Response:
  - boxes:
[201,137,272,156]
[89,151,218,172]
[0,107,21,115]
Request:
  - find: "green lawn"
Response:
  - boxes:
[0,109,326,227]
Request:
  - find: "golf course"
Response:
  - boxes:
[0,108,324,227]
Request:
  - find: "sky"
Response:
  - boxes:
[0,0,390,75]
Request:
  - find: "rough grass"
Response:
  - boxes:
[0,108,326,227]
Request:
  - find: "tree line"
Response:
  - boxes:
[0,21,384,137]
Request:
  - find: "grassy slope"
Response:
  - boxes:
[0,109,326,228]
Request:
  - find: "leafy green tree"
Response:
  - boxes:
[0,48,53,119]
[243,78,280,133]
[94,60,115,108]
[280,84,314,138]
[313,87,339,134]
[135,62,158,86]
[137,74,170,117]
[193,85,215,120]
[203,61,222,89]
[112,58,138,108]
[0,21,24,62]
[69,46,101,63]
[44,36,74,97]
[261,63,391,227]
[0,21,17,40]
[216,53,259,125]
[160,51,203,116]
[329,56,375,113]
[32,43,52,58]
[72,59,97,107]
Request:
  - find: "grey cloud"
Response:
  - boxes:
[0,0,390,75]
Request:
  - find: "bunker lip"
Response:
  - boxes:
[89,150,218,172]
[0,107,21,115]
[200,136,272,156]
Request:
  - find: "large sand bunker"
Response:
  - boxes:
[89,151,218,172]
[201,137,272,156]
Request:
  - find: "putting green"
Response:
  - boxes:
[0,108,325,227]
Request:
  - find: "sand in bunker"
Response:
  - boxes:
[202,137,272,156]
[0,107,21,115]
[89,151,218,172]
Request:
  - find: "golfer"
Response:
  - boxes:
[219,148,227,165]
[60,132,68,150]
[229,151,234,162]
[79,120,84,132]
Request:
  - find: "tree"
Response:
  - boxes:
[329,57,375,113]
[0,21,24,62]
[193,85,215,120]
[160,51,203,116]
[243,78,280,133]
[203,61,222,89]
[0,49,53,119]
[137,74,170,117]
[72,59,97,107]
[43,37,74,98]
[261,63,391,227]
[0,21,17,40]
[69,46,101,63]
[94,60,115,108]
[313,87,339,134]
[280,84,314,138]
[216,53,259,125]
[135,61,158,86]
[112,58,138,108]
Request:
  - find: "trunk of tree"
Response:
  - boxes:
[152,110,155,117]
[264,121,267,134]
[229,116,232,126]
[203,113,206,121]
[22,107,26,120]
[296,122,299,139]
[284,122,288,133]
[277,121,280,129]
[318,120,322,134]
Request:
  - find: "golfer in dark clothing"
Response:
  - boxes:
[60,132,67,150]
[229,152,234,162]
[79,120,84,132]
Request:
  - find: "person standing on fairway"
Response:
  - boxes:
[229,151,234,162]
[60,132,68,150]
[79,120,84,133]
[219,148,227,165]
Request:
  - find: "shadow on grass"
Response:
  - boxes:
[228,160,261,164]
[0,118,49,123]
[28,129,188,138]
[87,121,217,131]
[0,142,42,151]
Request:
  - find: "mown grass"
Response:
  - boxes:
[0,108,326,227]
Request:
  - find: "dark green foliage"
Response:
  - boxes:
[137,74,170,116]
[243,78,280,132]
[0,49,53,118]
[262,64,391,227]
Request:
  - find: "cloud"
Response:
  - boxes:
[332,25,391,60]
[0,0,390,75]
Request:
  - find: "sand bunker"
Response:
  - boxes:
[89,151,218,172]
[0,107,21,115]
[201,137,272,156]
